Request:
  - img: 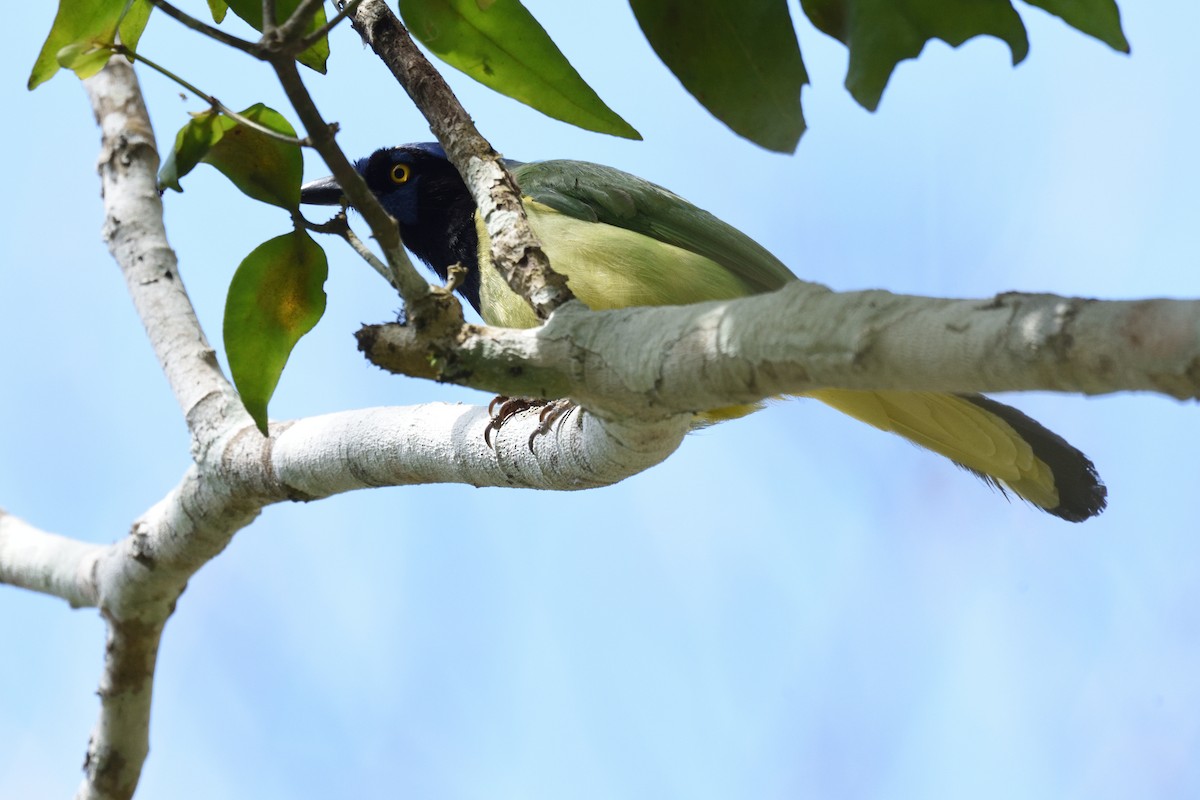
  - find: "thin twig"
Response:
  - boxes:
[300,0,364,50]
[114,45,311,146]
[301,211,399,287]
[147,0,259,55]
[274,0,331,51]
[262,0,278,32]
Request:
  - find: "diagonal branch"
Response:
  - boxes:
[300,0,363,50]
[147,0,259,55]
[346,0,575,320]
[271,56,437,312]
[273,0,328,45]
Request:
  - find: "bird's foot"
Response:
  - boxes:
[484,396,540,449]
[484,396,578,450]
[530,399,577,449]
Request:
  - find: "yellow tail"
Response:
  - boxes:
[803,389,1105,521]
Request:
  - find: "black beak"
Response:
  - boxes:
[299,174,345,205]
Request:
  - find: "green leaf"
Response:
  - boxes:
[56,41,115,80]
[207,0,229,24]
[1021,0,1129,52]
[159,105,303,209]
[630,0,806,153]
[799,0,1030,111]
[118,0,153,53]
[158,110,224,192]
[223,0,330,73]
[224,230,328,435]
[399,0,640,139]
[29,0,152,88]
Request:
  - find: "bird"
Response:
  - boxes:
[300,142,1106,521]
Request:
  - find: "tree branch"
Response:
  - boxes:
[301,0,363,50]
[0,510,104,608]
[346,0,575,320]
[273,0,328,47]
[84,59,245,453]
[270,56,437,313]
[265,404,691,493]
[69,58,263,800]
[146,0,259,55]
[358,285,1200,416]
[70,460,266,800]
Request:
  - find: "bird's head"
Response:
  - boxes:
[301,142,483,309]
[300,142,469,229]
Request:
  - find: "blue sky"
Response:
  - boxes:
[2,2,1199,799]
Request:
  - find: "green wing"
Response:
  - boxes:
[510,159,797,295]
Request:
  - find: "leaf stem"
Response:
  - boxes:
[113,44,311,146]
[301,211,407,289]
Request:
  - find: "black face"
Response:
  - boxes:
[300,144,483,312]
[354,145,467,229]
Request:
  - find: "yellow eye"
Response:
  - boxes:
[389,163,412,184]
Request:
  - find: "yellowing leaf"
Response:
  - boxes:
[224,230,328,434]
[56,41,114,80]
[158,105,302,210]
[201,105,303,209]
[30,0,152,88]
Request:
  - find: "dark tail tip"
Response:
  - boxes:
[962,395,1107,522]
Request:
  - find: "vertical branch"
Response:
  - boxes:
[76,618,166,800]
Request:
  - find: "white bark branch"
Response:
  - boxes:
[65,58,264,800]
[360,287,1200,417]
[267,403,690,495]
[84,59,247,453]
[0,510,104,608]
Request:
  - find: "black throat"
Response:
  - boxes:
[398,171,482,314]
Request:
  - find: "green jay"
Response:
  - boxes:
[301,143,1105,521]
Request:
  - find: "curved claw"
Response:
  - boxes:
[483,396,578,450]
[527,399,577,450]
[484,396,540,449]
